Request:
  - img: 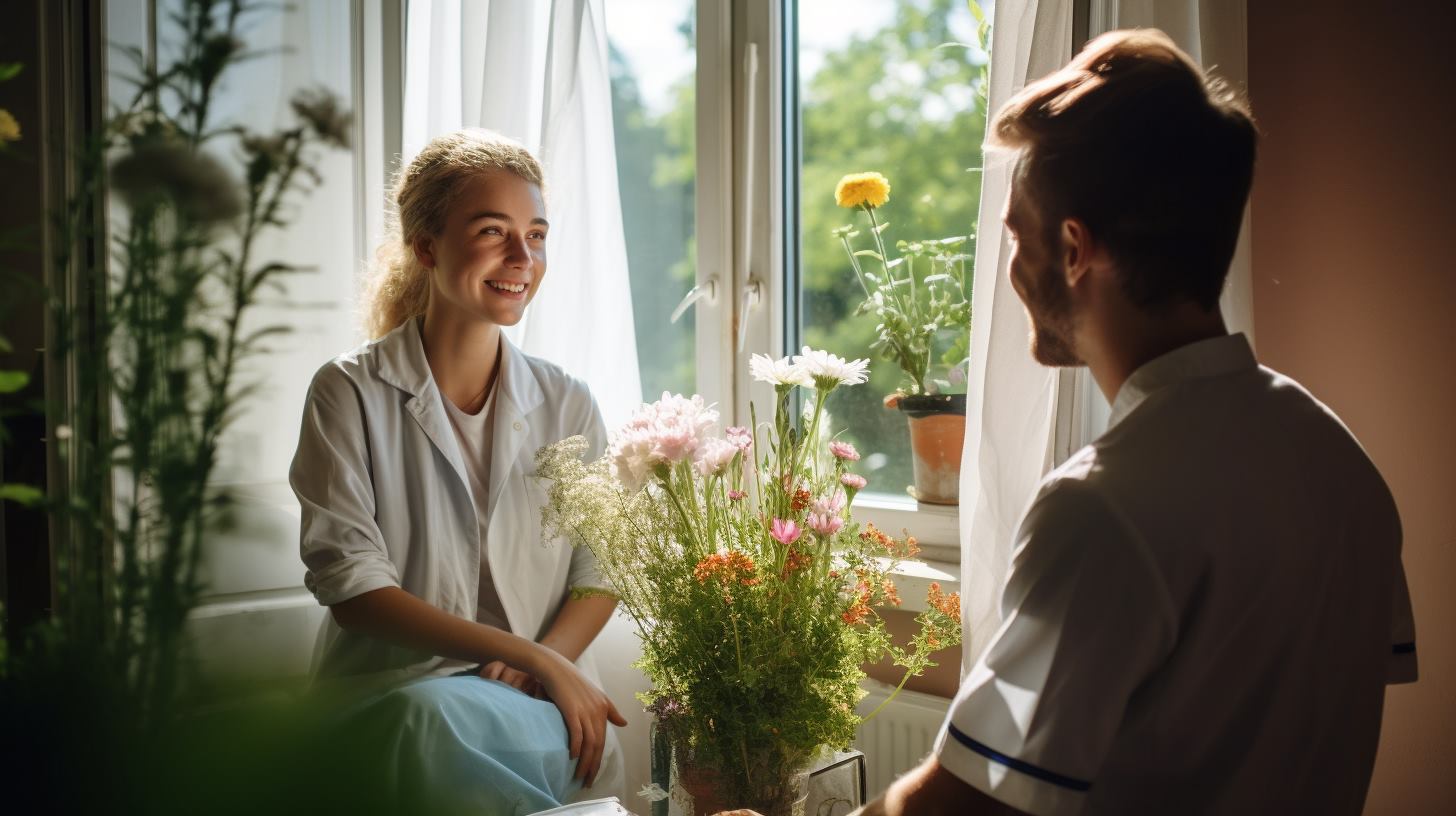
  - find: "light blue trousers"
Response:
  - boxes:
[338,675,582,815]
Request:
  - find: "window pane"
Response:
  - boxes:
[104,1,363,597]
[795,0,990,502]
[608,1,697,401]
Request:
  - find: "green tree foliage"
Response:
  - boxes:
[611,0,990,497]
[802,0,988,496]
[609,29,697,400]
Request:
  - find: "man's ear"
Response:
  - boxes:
[411,235,436,269]
[1060,217,1095,289]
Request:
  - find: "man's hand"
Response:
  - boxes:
[528,645,629,788]
[478,659,543,698]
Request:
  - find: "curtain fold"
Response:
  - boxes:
[958,0,1251,672]
[403,0,642,427]
[958,0,1075,670]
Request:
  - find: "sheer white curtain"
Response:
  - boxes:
[958,0,1075,669]
[403,0,643,427]
[958,0,1252,670]
[1090,0,1254,341]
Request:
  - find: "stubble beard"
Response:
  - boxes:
[1024,263,1082,367]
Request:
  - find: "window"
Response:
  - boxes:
[791,0,990,508]
[601,0,993,556]
[606,0,698,402]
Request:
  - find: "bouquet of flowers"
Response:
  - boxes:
[535,348,962,814]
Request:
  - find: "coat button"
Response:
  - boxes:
[513,421,523,431]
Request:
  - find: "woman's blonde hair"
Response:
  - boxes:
[361,129,545,339]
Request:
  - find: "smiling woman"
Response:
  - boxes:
[288,129,627,813]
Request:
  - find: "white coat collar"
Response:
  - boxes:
[374,316,545,517]
[1107,333,1257,430]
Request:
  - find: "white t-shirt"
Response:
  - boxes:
[935,333,1417,816]
[441,381,511,631]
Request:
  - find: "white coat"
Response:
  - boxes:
[289,315,622,795]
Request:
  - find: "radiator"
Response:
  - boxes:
[852,680,952,799]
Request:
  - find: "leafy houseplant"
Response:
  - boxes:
[834,171,972,505]
[535,349,962,815]
[1,2,355,810]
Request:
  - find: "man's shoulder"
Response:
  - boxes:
[1024,452,1135,544]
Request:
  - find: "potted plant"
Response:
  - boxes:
[833,171,972,505]
[535,350,962,815]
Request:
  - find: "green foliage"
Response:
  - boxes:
[609,36,697,399]
[535,373,961,810]
[1,0,349,727]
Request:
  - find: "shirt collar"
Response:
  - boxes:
[1106,333,1257,430]
[375,316,543,417]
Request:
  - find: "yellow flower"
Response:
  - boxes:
[0,109,20,143]
[835,171,890,209]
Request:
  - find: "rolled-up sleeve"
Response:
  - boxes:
[934,482,1176,816]
[290,365,401,606]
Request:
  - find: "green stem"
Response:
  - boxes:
[861,665,916,724]
[865,207,911,317]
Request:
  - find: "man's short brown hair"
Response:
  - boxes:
[991,29,1257,311]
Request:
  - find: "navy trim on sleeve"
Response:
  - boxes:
[946,723,1093,792]
[1392,642,1416,654]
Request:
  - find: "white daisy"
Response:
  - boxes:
[749,353,812,387]
[792,346,870,388]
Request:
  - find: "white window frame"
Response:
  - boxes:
[697,0,1109,569]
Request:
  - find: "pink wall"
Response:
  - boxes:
[1247,3,1456,812]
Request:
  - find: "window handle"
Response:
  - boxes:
[737,277,761,353]
[735,41,761,355]
[670,276,717,324]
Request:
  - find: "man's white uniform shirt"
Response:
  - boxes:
[935,333,1417,815]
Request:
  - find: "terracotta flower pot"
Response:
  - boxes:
[890,393,967,505]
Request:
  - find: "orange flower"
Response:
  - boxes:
[927,582,961,620]
[781,548,812,579]
[791,488,813,512]
[881,579,901,607]
[842,579,875,625]
[694,550,761,587]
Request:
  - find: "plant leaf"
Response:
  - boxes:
[0,484,43,506]
[0,371,30,394]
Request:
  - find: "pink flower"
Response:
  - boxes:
[840,473,867,491]
[809,490,846,517]
[806,512,844,537]
[726,426,753,452]
[609,392,719,490]
[693,437,739,477]
[828,441,861,461]
[769,518,802,546]
[728,489,747,501]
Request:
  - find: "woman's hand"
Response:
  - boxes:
[478,660,544,698]
[527,646,628,788]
